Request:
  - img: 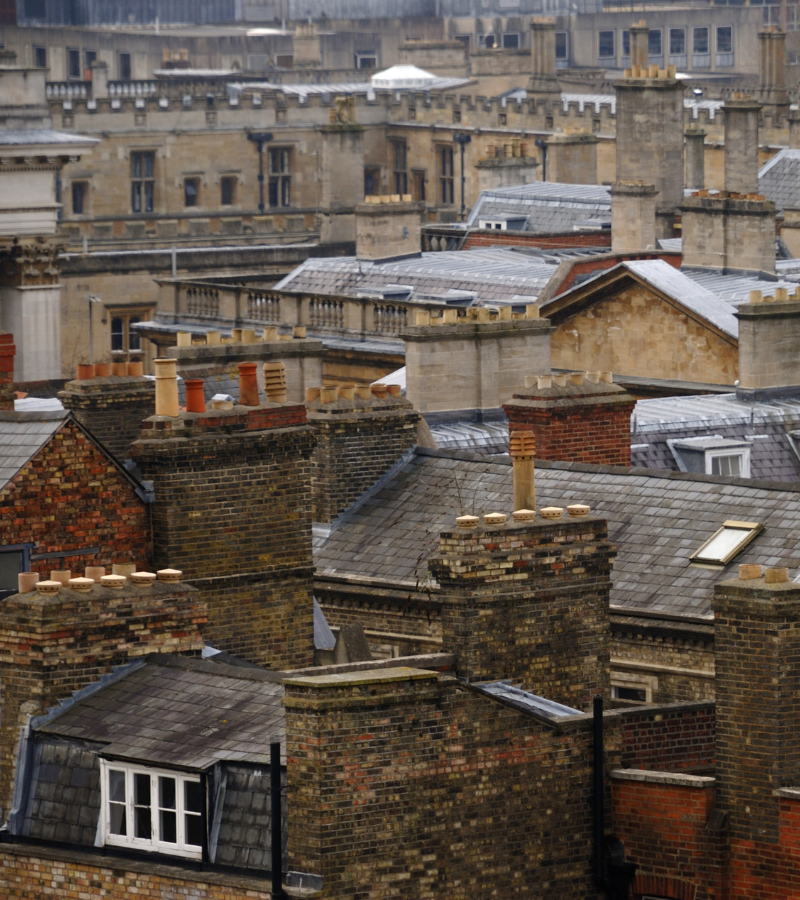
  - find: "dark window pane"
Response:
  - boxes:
[159,776,176,810]
[111,318,124,352]
[134,773,150,806]
[502,32,519,49]
[0,550,23,594]
[68,48,81,79]
[622,31,630,56]
[34,46,47,68]
[25,0,45,19]
[85,50,97,69]
[109,803,127,835]
[109,770,126,803]
[269,178,279,207]
[119,52,131,80]
[649,29,662,56]
[135,805,151,839]
[184,780,203,813]
[131,154,141,179]
[694,27,709,54]
[72,182,85,215]
[184,179,198,207]
[616,686,647,702]
[598,31,615,58]
[717,26,732,53]
[144,182,154,213]
[160,809,177,843]
[670,29,685,55]
[129,317,141,352]
[143,153,154,178]
[185,812,203,846]
[221,177,234,205]
[555,32,567,59]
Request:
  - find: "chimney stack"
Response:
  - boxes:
[610,181,658,253]
[154,358,180,417]
[355,196,422,260]
[629,20,649,70]
[735,288,800,399]
[724,97,761,196]
[544,133,598,185]
[685,127,706,191]
[529,19,560,95]
[509,430,536,512]
[758,28,789,110]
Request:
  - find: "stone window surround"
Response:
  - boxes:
[100,759,203,860]
[107,305,154,357]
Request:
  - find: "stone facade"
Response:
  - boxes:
[0,416,150,577]
[0,579,206,815]
[430,515,614,710]
[503,378,635,466]
[59,374,155,459]
[307,392,420,524]
[130,402,316,669]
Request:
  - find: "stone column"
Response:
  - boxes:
[610,181,658,253]
[724,98,761,195]
[529,19,560,95]
[685,126,706,191]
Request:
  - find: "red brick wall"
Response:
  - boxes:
[463,229,613,250]
[553,252,682,297]
[0,418,150,577]
[0,333,15,410]
[503,398,634,465]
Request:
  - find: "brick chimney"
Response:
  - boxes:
[0,331,15,411]
[0,575,206,817]
[503,373,636,465]
[307,384,420,524]
[431,510,613,709]
[355,196,422,260]
[735,287,800,400]
[713,565,800,844]
[130,362,316,670]
[614,65,684,239]
[59,369,155,460]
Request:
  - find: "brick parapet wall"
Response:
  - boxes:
[713,577,800,844]
[503,386,635,466]
[0,581,206,818]
[462,229,613,250]
[430,516,614,709]
[307,402,420,524]
[0,417,150,578]
[58,377,155,460]
[284,668,599,900]
[131,418,316,669]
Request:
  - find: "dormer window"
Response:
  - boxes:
[100,760,203,859]
[667,436,751,479]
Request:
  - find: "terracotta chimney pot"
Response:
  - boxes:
[130,571,157,586]
[154,359,180,417]
[77,364,94,380]
[185,379,206,413]
[49,570,71,586]
[306,387,321,402]
[112,362,127,377]
[238,362,260,407]
[85,566,106,581]
[17,572,39,593]
[127,361,144,376]
[95,363,111,377]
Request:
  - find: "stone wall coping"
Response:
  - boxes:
[735,298,800,320]
[286,653,455,678]
[775,787,800,800]
[503,393,635,412]
[167,339,325,363]
[403,319,554,343]
[60,376,154,393]
[610,768,715,788]
[284,666,439,688]
[436,513,607,540]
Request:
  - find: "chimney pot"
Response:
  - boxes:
[387,384,402,397]
[738,563,763,580]
[262,326,278,342]
[599,371,614,383]
[127,361,144,377]
[537,375,553,389]
[371,383,388,399]
[570,371,585,386]
[154,359,180,417]
[157,568,183,582]
[95,363,111,377]
[443,309,458,325]
[776,287,789,302]
[586,371,600,383]
[100,574,126,589]
[112,563,137,579]
[77,364,94,380]
[68,577,94,592]
[765,566,789,583]
[130,571,157,586]
[526,304,540,319]
[49,570,71,586]
[509,431,536,458]
[553,374,567,387]
[210,395,234,410]
[231,328,243,343]
[456,515,479,528]
[320,385,339,404]
[241,328,257,344]
[17,572,39,593]
[749,290,764,304]
[185,379,206,413]
[36,580,62,595]
[206,331,221,345]
[415,310,431,326]
[483,512,508,526]
[338,384,356,400]
[85,566,106,581]
[306,387,321,402]
[512,509,536,521]
[177,331,192,348]
[293,325,307,339]
[540,506,564,519]
[238,362,261,407]
[355,385,373,400]
[263,361,288,403]
[567,503,590,517]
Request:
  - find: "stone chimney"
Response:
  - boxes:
[293,22,321,68]
[685,126,706,191]
[610,181,658,253]
[89,59,108,99]
[509,430,536,511]
[735,288,800,400]
[529,19,560,95]
[614,66,684,239]
[355,196,422,260]
[431,509,613,708]
[757,28,789,110]
[713,565,800,844]
[58,369,155,460]
[404,310,552,415]
[503,373,636,465]
[629,20,649,70]
[544,132,598,185]
[130,367,316,670]
[0,574,206,817]
[306,383,420,524]
[0,331,15,410]
[681,98,776,273]
[319,98,365,245]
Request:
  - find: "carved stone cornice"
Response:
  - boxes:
[0,236,63,287]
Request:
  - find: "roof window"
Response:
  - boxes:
[690,519,764,566]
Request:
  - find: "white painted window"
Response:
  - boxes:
[101,760,203,858]
[706,446,750,478]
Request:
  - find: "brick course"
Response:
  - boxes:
[0,332,14,410]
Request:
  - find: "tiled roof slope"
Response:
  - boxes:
[0,411,67,491]
[759,148,800,212]
[274,249,558,301]
[315,448,800,620]
[630,393,800,482]
[35,655,285,769]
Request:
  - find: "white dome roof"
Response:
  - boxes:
[370,65,438,90]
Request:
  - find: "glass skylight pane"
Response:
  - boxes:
[695,528,750,562]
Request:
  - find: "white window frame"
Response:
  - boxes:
[355,51,378,69]
[705,446,750,478]
[100,760,203,859]
[611,672,657,704]
[690,519,763,566]
[478,33,497,50]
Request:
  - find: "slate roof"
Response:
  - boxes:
[0,129,98,147]
[759,148,800,212]
[630,392,800,483]
[684,268,800,304]
[464,182,611,234]
[274,249,560,302]
[34,655,285,770]
[0,410,67,491]
[229,75,471,101]
[314,448,800,620]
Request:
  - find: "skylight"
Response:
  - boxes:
[690,519,764,566]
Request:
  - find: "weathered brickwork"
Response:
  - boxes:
[58,376,156,460]
[503,381,635,466]
[0,580,206,817]
[0,417,150,578]
[431,516,614,709]
[284,668,600,900]
[307,397,420,524]
[611,702,716,772]
[462,230,613,251]
[131,404,316,669]
[0,843,274,900]
[0,332,14,410]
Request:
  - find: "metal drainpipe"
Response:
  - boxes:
[593,694,605,890]
[271,740,283,899]
[535,138,548,182]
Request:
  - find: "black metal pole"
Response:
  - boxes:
[258,140,265,215]
[271,740,282,899]
[459,141,466,221]
[593,695,605,889]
